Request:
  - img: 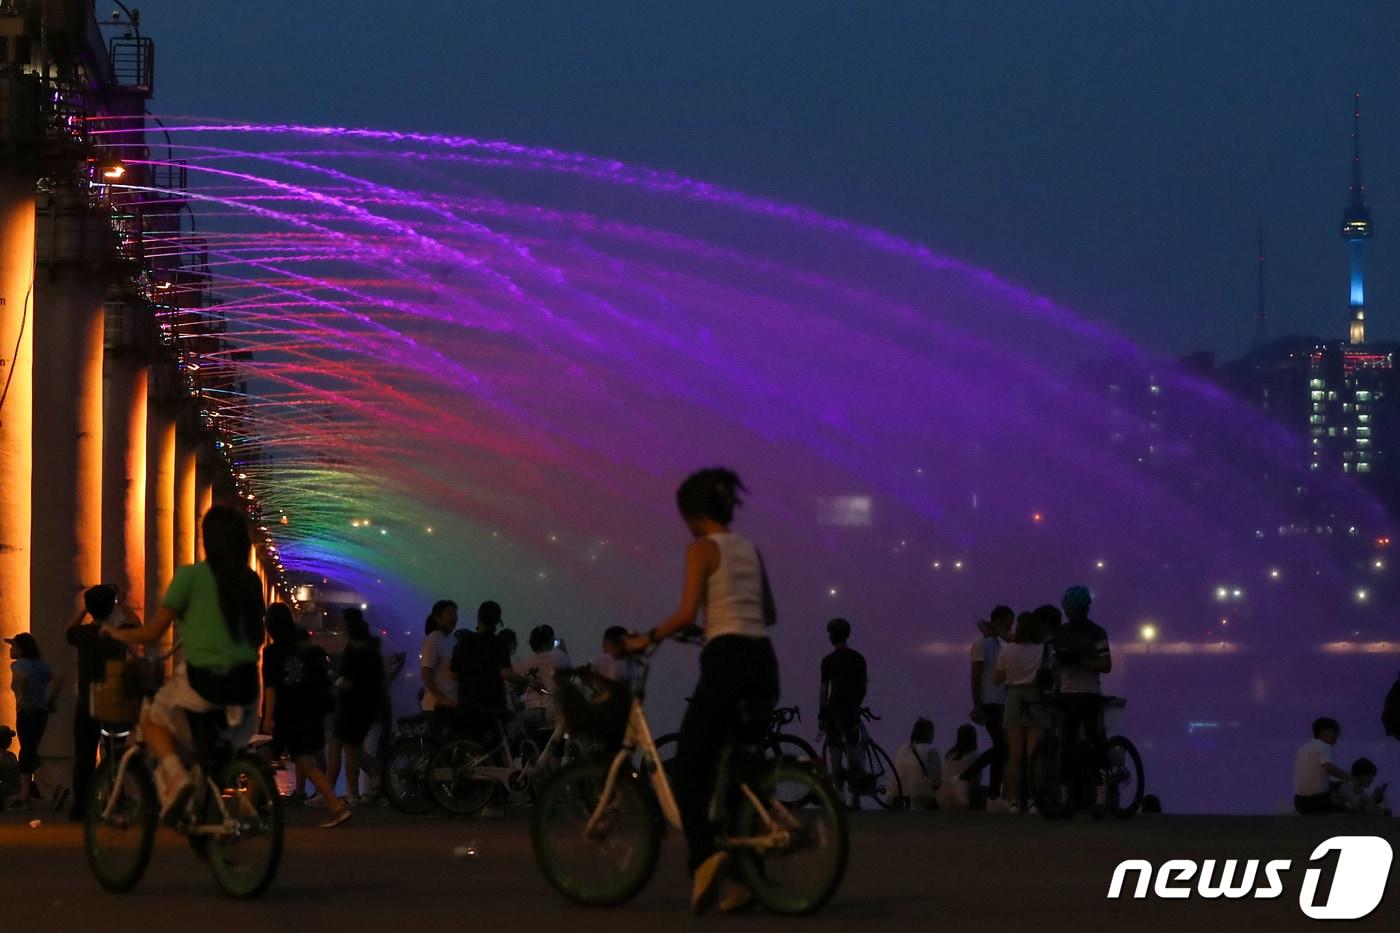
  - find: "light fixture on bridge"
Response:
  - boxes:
[100,161,126,180]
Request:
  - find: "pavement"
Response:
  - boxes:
[2,805,1399,931]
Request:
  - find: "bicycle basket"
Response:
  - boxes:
[556,671,632,751]
[90,657,164,725]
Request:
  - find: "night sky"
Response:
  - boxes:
[133,0,1400,358]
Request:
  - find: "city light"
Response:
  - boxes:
[1355,588,1370,603]
[1140,623,1158,642]
[100,161,126,180]
[1268,568,1281,580]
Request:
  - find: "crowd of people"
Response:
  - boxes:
[2,468,1397,915]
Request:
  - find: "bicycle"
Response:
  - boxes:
[382,713,445,815]
[820,707,903,809]
[654,705,822,807]
[531,642,848,914]
[427,692,585,815]
[1029,694,1145,819]
[84,703,284,898]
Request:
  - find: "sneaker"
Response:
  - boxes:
[718,881,755,914]
[1026,802,1039,816]
[154,761,194,826]
[306,793,333,808]
[318,807,353,829]
[986,798,1013,813]
[51,786,71,813]
[1007,802,1021,815]
[690,852,731,915]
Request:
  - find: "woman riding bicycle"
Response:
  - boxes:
[104,506,265,823]
[624,467,778,915]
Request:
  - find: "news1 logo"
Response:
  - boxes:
[1107,836,1392,920]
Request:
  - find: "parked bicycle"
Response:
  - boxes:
[1029,694,1145,819]
[532,643,848,914]
[427,692,585,815]
[819,707,902,809]
[84,704,283,898]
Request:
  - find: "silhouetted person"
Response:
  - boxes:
[970,605,1013,805]
[820,617,867,808]
[1294,717,1354,815]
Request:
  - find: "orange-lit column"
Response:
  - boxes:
[101,307,148,615]
[145,399,177,622]
[31,196,108,755]
[195,477,213,557]
[0,178,35,729]
[173,438,197,568]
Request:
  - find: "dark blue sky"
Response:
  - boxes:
[135,1,1400,357]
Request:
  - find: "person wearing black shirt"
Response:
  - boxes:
[64,585,136,820]
[330,608,386,805]
[819,617,868,806]
[449,600,529,741]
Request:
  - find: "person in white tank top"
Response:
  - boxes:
[625,468,778,914]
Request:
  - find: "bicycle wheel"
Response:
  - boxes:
[862,742,902,809]
[384,735,438,814]
[532,759,662,907]
[1030,735,1066,819]
[1104,736,1145,819]
[651,732,680,778]
[207,755,284,899]
[428,739,497,815]
[84,757,158,893]
[768,734,820,808]
[731,758,849,915]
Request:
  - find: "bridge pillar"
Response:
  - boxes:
[30,194,109,753]
[145,387,177,627]
[174,436,197,568]
[101,300,149,616]
[0,177,35,728]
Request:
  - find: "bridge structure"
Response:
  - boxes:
[0,2,285,737]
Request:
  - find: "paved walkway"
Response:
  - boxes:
[2,807,1397,930]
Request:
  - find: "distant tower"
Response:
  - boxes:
[1254,222,1267,347]
[1342,92,1372,344]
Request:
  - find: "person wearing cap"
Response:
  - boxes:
[65,585,141,820]
[6,631,64,811]
[1050,585,1112,817]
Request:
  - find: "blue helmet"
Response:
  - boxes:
[1061,585,1093,616]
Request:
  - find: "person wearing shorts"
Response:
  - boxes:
[994,612,1052,813]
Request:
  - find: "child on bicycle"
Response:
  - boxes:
[624,467,778,915]
[104,506,267,823]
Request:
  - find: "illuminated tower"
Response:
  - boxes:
[1341,92,1372,345]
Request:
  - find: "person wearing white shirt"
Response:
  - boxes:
[419,600,459,713]
[993,611,1053,813]
[894,718,940,809]
[937,724,981,810]
[969,606,1013,803]
[588,626,642,692]
[1293,717,1354,814]
[517,625,572,735]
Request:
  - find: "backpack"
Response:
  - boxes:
[1383,672,1400,738]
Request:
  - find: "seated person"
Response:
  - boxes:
[937,724,980,810]
[1333,758,1390,816]
[894,717,940,809]
[1293,717,1356,815]
[0,724,19,807]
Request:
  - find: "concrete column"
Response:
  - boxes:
[0,178,35,729]
[145,399,176,623]
[195,476,213,558]
[173,439,197,568]
[30,197,108,756]
[101,339,148,616]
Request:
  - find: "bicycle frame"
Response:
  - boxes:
[97,704,250,839]
[583,653,793,853]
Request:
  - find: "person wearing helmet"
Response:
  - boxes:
[1051,585,1112,816]
[820,617,868,807]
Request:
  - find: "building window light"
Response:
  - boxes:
[1358,462,1372,473]
[1311,391,1325,401]
[1357,391,1372,401]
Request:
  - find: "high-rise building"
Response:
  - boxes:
[1220,95,1399,512]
